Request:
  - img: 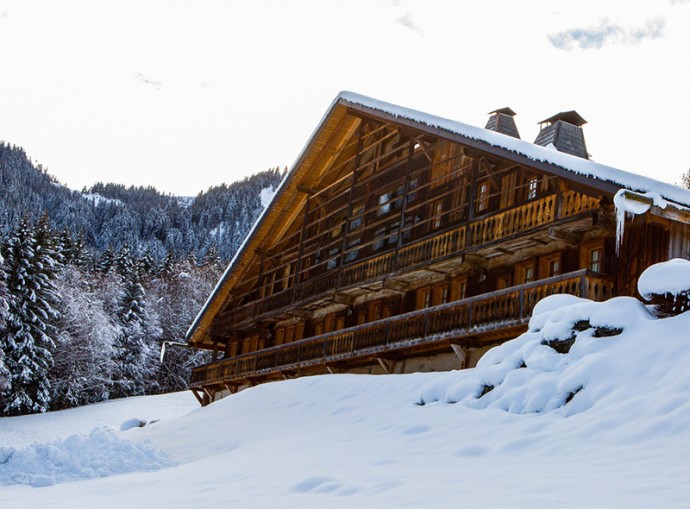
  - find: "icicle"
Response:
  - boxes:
[613,189,652,256]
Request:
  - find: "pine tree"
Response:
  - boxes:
[111,269,161,398]
[137,249,157,278]
[160,250,177,280]
[114,243,135,277]
[1,217,61,415]
[98,246,115,273]
[0,249,11,394]
[202,244,221,268]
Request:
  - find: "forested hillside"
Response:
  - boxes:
[0,141,285,416]
[0,142,284,261]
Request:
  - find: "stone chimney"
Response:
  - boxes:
[534,111,588,159]
[485,107,520,139]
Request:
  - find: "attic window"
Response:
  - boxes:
[526,177,539,200]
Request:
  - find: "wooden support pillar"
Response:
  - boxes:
[223,383,239,394]
[450,344,468,370]
[202,387,215,406]
[191,389,205,406]
[394,138,416,256]
[377,357,397,374]
[337,122,365,287]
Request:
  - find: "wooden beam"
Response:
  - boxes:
[377,357,397,374]
[297,184,318,195]
[333,292,354,305]
[592,211,616,233]
[495,247,515,255]
[450,344,468,369]
[191,389,205,406]
[464,253,488,269]
[382,278,408,293]
[547,226,582,245]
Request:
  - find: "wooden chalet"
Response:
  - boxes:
[186,92,690,405]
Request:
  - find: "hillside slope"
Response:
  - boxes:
[2,261,690,508]
[0,142,284,260]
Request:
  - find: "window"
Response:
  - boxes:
[526,176,539,200]
[524,266,534,283]
[436,286,449,305]
[377,185,404,216]
[515,260,536,285]
[541,253,562,278]
[349,202,365,230]
[417,288,433,309]
[477,181,490,213]
[590,248,602,272]
[580,241,605,273]
[452,277,468,301]
[549,259,561,277]
[432,200,444,229]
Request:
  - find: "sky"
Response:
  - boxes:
[0,0,688,196]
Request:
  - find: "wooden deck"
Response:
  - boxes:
[191,270,612,396]
[214,191,601,333]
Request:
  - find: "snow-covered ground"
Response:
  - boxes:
[2,262,690,507]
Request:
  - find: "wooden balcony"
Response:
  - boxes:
[193,270,613,391]
[215,191,601,332]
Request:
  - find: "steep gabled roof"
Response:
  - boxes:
[186,91,690,344]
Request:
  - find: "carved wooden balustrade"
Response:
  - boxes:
[192,270,613,388]
[215,191,600,331]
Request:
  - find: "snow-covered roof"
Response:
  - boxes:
[186,91,690,342]
[337,91,690,208]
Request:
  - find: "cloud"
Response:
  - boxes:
[396,12,423,36]
[549,18,665,51]
[669,0,690,4]
[133,72,162,89]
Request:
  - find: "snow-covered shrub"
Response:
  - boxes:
[638,258,690,317]
[418,294,653,415]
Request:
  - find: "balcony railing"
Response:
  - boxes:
[216,191,601,331]
[192,270,612,388]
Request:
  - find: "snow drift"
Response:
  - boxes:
[2,259,690,507]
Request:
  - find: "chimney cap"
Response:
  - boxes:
[538,110,587,127]
[488,107,517,116]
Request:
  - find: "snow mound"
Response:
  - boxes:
[419,294,656,415]
[638,258,690,300]
[0,427,174,488]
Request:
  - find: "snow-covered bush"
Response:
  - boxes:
[638,258,690,317]
[419,258,690,414]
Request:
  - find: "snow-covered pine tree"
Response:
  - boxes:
[111,266,161,399]
[0,248,11,394]
[137,248,157,279]
[98,246,115,273]
[114,243,134,277]
[160,250,176,280]
[1,217,61,415]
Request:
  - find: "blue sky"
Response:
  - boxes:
[0,0,688,195]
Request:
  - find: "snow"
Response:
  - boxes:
[175,196,194,208]
[5,260,690,507]
[81,193,124,207]
[638,258,690,299]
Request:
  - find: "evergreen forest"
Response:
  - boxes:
[0,142,284,415]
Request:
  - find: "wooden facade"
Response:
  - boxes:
[185,93,690,405]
